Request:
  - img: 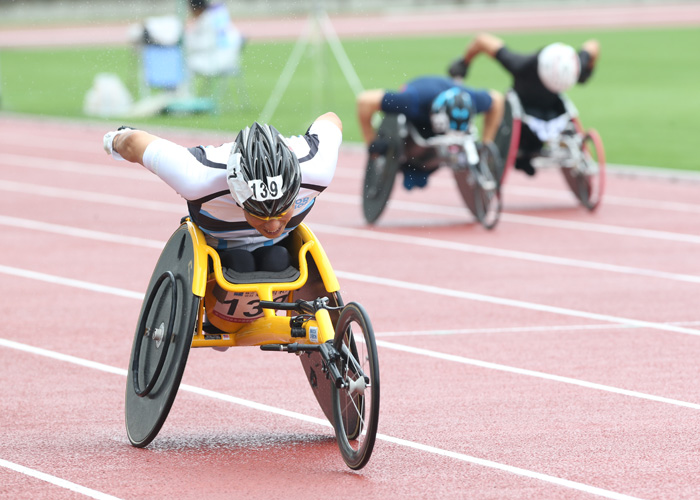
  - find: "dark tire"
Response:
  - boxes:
[560,129,605,211]
[362,114,404,224]
[454,142,502,230]
[493,97,514,184]
[332,302,380,470]
[125,224,201,448]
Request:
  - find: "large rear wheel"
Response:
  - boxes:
[125,224,200,448]
[362,114,404,223]
[332,302,380,470]
[454,142,502,229]
[561,129,605,211]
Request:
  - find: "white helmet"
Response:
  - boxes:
[537,43,581,93]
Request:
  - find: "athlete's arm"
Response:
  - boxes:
[482,90,504,143]
[104,128,224,200]
[314,111,343,132]
[578,39,600,83]
[449,33,506,80]
[297,113,343,188]
[356,89,386,145]
[110,129,160,165]
[465,32,505,63]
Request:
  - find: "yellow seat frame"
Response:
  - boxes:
[183,219,340,349]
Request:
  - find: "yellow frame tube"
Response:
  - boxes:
[183,220,339,348]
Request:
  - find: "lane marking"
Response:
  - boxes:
[4,152,700,216]
[0,458,123,500]
[2,175,700,244]
[323,192,700,244]
[373,339,700,410]
[334,270,700,337]
[376,320,700,338]
[0,152,155,180]
[0,180,183,213]
[0,338,646,500]
[3,213,700,286]
[0,265,144,300]
[0,216,165,249]
[502,185,700,214]
[1,263,699,411]
[2,260,698,338]
[312,223,700,284]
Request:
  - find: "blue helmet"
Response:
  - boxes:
[430,87,474,134]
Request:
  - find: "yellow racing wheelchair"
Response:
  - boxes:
[125,219,380,470]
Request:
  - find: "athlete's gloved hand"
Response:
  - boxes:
[448,57,470,79]
[102,126,134,160]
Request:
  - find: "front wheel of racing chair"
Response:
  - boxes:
[559,127,605,211]
[362,113,405,224]
[453,141,503,230]
[331,302,380,470]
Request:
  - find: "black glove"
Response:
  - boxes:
[448,57,470,79]
[368,139,389,156]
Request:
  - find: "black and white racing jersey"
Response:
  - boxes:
[141,119,342,251]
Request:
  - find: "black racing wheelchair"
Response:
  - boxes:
[125,219,380,470]
[494,90,605,210]
[362,113,502,230]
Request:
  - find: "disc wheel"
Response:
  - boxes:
[561,129,605,211]
[362,114,403,224]
[454,141,503,230]
[331,302,380,470]
[125,224,200,448]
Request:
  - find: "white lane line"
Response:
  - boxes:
[334,270,700,337]
[0,338,646,500]
[0,458,123,500]
[312,223,700,284]
[376,323,629,337]
[0,152,155,180]
[376,320,700,338]
[324,192,700,244]
[2,174,700,244]
[2,210,700,286]
[503,185,700,214]
[0,180,183,213]
[374,339,700,410]
[0,216,165,249]
[2,258,698,338]
[0,265,144,300]
[1,263,699,410]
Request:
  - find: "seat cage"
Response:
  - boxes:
[184,219,340,348]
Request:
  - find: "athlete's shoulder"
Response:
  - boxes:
[190,141,234,166]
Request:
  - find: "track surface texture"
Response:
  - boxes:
[2,3,700,500]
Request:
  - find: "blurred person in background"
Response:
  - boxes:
[185,0,245,78]
[448,32,600,175]
[357,76,503,189]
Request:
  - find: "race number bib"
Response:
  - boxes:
[208,289,290,324]
[248,175,284,201]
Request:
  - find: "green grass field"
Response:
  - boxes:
[1,26,698,171]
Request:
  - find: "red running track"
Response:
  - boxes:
[2,3,700,498]
[2,2,700,47]
[1,115,700,499]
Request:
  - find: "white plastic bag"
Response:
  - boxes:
[83,73,133,118]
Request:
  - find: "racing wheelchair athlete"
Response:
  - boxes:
[356,76,505,229]
[103,114,380,470]
[449,33,605,210]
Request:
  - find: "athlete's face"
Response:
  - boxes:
[244,209,295,239]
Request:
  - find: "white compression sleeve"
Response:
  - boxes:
[142,139,228,200]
